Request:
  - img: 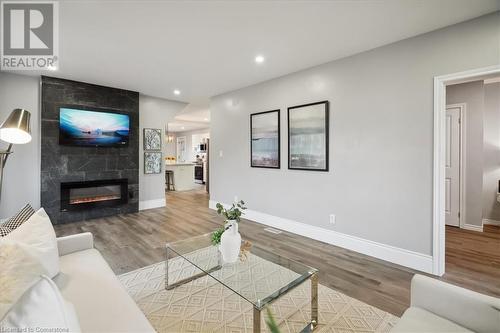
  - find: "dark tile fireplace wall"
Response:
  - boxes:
[41,76,139,224]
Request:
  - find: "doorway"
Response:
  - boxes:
[164,119,211,217]
[433,65,500,276]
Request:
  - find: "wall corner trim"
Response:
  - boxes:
[462,223,484,232]
[209,200,433,274]
[139,198,166,211]
[482,218,500,226]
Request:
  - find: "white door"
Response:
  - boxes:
[445,106,461,227]
[176,136,187,162]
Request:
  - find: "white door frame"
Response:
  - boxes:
[433,65,500,276]
[445,103,466,229]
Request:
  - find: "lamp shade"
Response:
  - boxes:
[0,109,32,144]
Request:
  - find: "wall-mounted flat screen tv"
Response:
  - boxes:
[59,107,130,147]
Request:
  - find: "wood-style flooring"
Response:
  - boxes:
[445,224,500,297]
[54,188,500,317]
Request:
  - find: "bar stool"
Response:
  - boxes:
[165,170,175,191]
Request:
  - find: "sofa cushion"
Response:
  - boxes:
[1,275,80,332]
[54,248,154,332]
[0,241,45,318]
[410,274,500,332]
[4,208,59,278]
[391,307,473,332]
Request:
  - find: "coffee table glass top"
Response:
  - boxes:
[165,233,318,310]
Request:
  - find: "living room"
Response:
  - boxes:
[1,1,499,332]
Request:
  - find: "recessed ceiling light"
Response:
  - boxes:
[203,118,208,121]
[255,55,265,64]
[181,126,185,130]
[173,89,181,95]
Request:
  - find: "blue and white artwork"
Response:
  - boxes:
[59,107,130,146]
[288,101,329,171]
[251,110,280,168]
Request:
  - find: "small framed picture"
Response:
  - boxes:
[288,101,329,171]
[250,109,280,168]
[143,128,162,151]
[144,152,162,174]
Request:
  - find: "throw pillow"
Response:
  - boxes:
[0,275,81,332]
[2,208,60,278]
[1,204,35,234]
[0,241,45,319]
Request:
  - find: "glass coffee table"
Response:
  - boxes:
[165,233,319,333]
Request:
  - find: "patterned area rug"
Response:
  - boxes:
[119,252,398,333]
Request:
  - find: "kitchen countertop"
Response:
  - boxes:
[164,163,197,191]
[165,163,196,166]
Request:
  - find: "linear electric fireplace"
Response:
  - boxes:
[60,179,128,212]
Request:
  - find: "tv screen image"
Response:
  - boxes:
[59,107,130,147]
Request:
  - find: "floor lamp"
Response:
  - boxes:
[0,109,32,201]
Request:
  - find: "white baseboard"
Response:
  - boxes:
[139,198,166,211]
[462,223,483,232]
[482,218,500,226]
[209,200,433,274]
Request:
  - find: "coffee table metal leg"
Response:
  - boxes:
[253,306,261,333]
[311,273,319,330]
[165,246,170,290]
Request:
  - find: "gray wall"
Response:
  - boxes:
[139,95,186,208]
[446,81,485,227]
[483,82,500,221]
[210,13,500,255]
[0,73,40,218]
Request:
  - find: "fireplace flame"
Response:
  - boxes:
[70,194,121,205]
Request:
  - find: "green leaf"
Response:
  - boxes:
[211,227,225,246]
[216,200,247,224]
[265,308,281,333]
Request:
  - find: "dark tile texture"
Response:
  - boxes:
[41,76,139,224]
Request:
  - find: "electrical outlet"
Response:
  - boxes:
[329,214,336,225]
[219,150,223,157]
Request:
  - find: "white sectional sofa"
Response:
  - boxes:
[392,274,500,332]
[54,232,154,332]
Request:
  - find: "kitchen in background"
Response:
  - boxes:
[164,122,210,193]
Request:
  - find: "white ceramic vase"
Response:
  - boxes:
[219,220,241,263]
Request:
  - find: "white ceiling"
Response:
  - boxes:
[167,121,209,133]
[171,97,210,127]
[12,0,500,103]
[175,109,210,123]
[175,97,211,122]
